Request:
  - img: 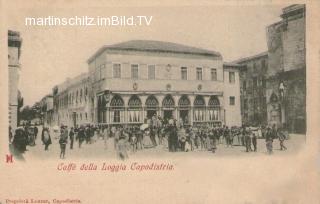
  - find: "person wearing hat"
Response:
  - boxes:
[167,124,177,152]
[41,127,52,151]
[78,125,85,148]
[69,127,75,150]
[189,127,195,151]
[252,132,257,152]
[243,127,252,152]
[265,126,274,154]
[59,127,68,159]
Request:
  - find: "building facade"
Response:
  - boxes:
[235,52,268,126]
[39,94,54,127]
[50,40,242,127]
[88,40,241,127]
[52,73,92,127]
[8,30,22,131]
[232,4,306,133]
[266,4,306,133]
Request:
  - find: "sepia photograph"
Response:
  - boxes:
[2,1,319,204]
[8,4,306,161]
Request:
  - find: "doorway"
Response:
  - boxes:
[147,110,157,119]
[179,110,189,124]
[163,110,173,120]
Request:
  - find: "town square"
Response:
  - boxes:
[8,4,306,161]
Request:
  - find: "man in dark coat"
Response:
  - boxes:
[78,126,85,148]
[12,128,27,154]
[59,127,68,159]
[85,126,91,144]
[224,126,231,147]
[168,125,177,152]
[244,128,252,152]
[265,127,274,154]
[252,133,257,152]
[69,127,75,150]
[34,126,38,140]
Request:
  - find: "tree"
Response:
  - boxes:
[20,106,33,122]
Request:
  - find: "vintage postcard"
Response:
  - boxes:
[0,0,319,203]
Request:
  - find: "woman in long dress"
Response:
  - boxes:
[143,128,154,148]
[117,136,128,160]
[41,127,52,151]
[232,128,241,146]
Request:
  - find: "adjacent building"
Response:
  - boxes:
[52,73,91,127]
[8,30,22,131]
[234,4,306,133]
[235,52,268,126]
[88,40,241,127]
[39,94,54,127]
[50,40,242,127]
[266,4,306,133]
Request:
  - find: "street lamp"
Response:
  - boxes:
[279,81,286,129]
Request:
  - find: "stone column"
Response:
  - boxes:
[204,96,210,122]
[189,95,195,125]
[157,95,165,118]
[173,95,180,120]
[122,95,130,124]
[140,95,147,123]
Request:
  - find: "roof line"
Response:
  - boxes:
[231,51,268,63]
[87,40,222,63]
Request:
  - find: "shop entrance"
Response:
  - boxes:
[179,110,189,124]
[163,110,174,120]
[147,110,157,119]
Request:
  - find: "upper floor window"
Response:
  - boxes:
[253,77,258,88]
[113,63,121,78]
[80,89,83,103]
[131,64,139,79]
[253,62,257,73]
[94,69,100,81]
[211,68,217,81]
[261,59,267,71]
[243,80,247,91]
[244,98,248,110]
[229,72,235,83]
[262,77,266,88]
[100,64,106,79]
[253,98,258,111]
[196,67,202,80]
[229,96,235,106]
[148,65,155,79]
[181,67,188,80]
[71,93,74,104]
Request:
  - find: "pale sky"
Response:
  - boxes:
[6,3,288,106]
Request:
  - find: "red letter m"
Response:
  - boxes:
[6,154,13,163]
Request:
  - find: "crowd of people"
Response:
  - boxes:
[9,115,289,160]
